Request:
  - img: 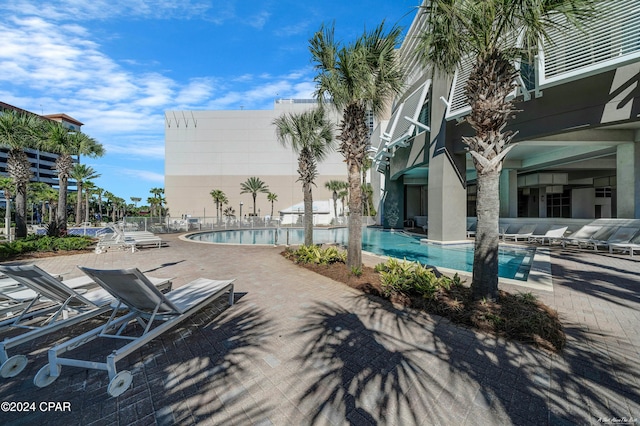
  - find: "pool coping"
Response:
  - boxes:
[182,230,554,292]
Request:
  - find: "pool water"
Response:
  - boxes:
[188,227,534,281]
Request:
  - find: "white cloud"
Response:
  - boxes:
[0,0,215,21]
[175,78,216,106]
[119,168,165,183]
[246,11,271,29]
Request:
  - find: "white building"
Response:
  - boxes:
[164,99,349,222]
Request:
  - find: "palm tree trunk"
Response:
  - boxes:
[347,162,362,269]
[471,170,500,300]
[5,197,11,241]
[252,194,257,215]
[85,193,90,223]
[14,184,27,238]
[333,192,338,222]
[76,183,83,225]
[303,182,313,246]
[57,176,68,232]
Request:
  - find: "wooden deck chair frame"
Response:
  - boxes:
[34,267,234,397]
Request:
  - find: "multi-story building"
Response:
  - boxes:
[0,102,82,188]
[373,0,640,241]
[164,99,350,221]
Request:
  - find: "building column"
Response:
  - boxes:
[427,75,467,242]
[382,177,405,229]
[499,169,518,218]
[616,141,640,218]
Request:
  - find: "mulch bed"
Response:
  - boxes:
[284,253,565,353]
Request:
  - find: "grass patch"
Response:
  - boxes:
[283,246,565,352]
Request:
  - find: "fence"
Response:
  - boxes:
[118,215,376,234]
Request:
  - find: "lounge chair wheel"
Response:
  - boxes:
[34,363,58,388]
[0,355,28,378]
[108,370,132,397]
[95,248,103,254]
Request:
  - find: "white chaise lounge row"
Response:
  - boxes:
[0,264,235,397]
[468,218,640,256]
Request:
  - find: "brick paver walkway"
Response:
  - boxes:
[0,233,638,425]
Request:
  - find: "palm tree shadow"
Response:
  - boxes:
[291,296,454,425]
[140,295,276,425]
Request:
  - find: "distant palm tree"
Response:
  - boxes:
[274,107,334,245]
[0,176,14,241]
[83,181,97,223]
[267,192,278,219]
[209,189,228,223]
[310,22,404,268]
[70,163,100,225]
[223,206,236,221]
[0,111,42,237]
[43,122,103,233]
[338,187,349,216]
[325,180,348,222]
[103,191,115,221]
[149,187,165,218]
[417,0,595,300]
[240,177,269,217]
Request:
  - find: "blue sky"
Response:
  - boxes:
[0,0,419,206]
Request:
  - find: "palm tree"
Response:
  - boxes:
[274,108,334,246]
[28,182,46,224]
[310,22,404,268]
[417,0,594,300]
[43,122,104,233]
[149,187,165,218]
[95,187,104,221]
[240,177,269,217]
[325,180,347,222]
[70,164,100,225]
[103,191,115,222]
[267,192,278,220]
[338,187,349,217]
[210,189,227,224]
[29,182,58,225]
[0,176,14,241]
[83,181,97,223]
[223,206,236,221]
[0,111,42,238]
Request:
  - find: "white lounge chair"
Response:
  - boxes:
[501,224,537,241]
[582,226,639,252]
[34,267,234,397]
[528,226,568,245]
[608,233,640,257]
[560,225,605,248]
[0,265,172,378]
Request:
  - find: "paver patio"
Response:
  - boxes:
[0,233,638,425]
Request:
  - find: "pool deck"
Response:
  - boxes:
[0,233,638,425]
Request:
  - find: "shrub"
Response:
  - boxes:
[0,235,93,259]
[288,245,346,265]
[350,265,362,277]
[378,258,461,299]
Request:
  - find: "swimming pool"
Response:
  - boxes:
[188,227,535,281]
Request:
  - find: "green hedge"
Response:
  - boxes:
[0,235,94,259]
